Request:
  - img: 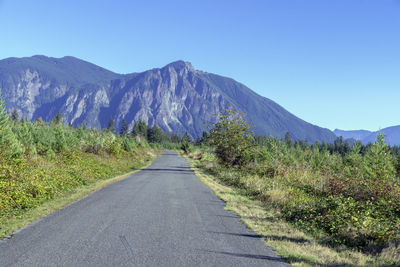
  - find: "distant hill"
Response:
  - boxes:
[333,129,372,141]
[334,126,400,146]
[0,55,336,142]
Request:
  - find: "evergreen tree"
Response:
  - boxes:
[0,98,24,157]
[284,132,293,147]
[107,117,116,133]
[164,132,172,143]
[54,124,66,152]
[182,132,191,143]
[364,133,396,180]
[171,133,181,143]
[51,112,62,125]
[0,98,10,145]
[17,119,35,154]
[200,131,209,144]
[132,120,148,139]
[34,116,44,125]
[395,152,400,176]
[120,119,129,136]
[11,108,18,122]
[147,125,163,143]
[343,140,351,155]
[131,123,138,137]
[81,122,87,130]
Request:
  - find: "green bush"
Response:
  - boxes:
[209,109,255,168]
[181,141,192,154]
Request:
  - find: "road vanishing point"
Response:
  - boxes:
[0,151,288,266]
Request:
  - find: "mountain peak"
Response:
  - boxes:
[32,55,49,59]
[163,60,195,71]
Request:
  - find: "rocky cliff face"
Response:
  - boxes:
[99,61,231,136]
[0,55,336,142]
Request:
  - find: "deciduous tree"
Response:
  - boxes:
[209,109,255,168]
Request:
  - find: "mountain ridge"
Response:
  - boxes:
[0,55,336,142]
[334,126,400,146]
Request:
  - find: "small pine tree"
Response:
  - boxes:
[395,152,400,176]
[34,116,44,125]
[18,120,35,154]
[120,119,128,136]
[182,132,191,143]
[363,133,396,180]
[137,120,148,138]
[334,137,345,155]
[132,120,148,139]
[131,122,139,137]
[147,125,163,143]
[200,131,209,144]
[107,117,116,133]
[0,98,24,157]
[0,98,10,145]
[51,112,62,125]
[53,124,66,152]
[284,132,293,147]
[171,133,181,143]
[11,108,18,122]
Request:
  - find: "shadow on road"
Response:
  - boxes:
[201,249,286,262]
[142,168,194,174]
[208,231,309,243]
[213,214,277,222]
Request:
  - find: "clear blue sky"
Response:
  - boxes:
[1,0,399,131]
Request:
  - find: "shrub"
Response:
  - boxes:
[209,109,255,168]
[181,141,191,154]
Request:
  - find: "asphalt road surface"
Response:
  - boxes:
[0,151,288,266]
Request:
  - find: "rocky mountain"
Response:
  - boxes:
[334,126,400,146]
[0,55,336,142]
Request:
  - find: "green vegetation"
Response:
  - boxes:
[188,109,400,266]
[130,120,192,150]
[0,99,162,236]
[209,109,255,168]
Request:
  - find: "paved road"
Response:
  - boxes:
[0,151,287,266]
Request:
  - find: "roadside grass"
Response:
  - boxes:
[0,149,158,238]
[185,153,400,267]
